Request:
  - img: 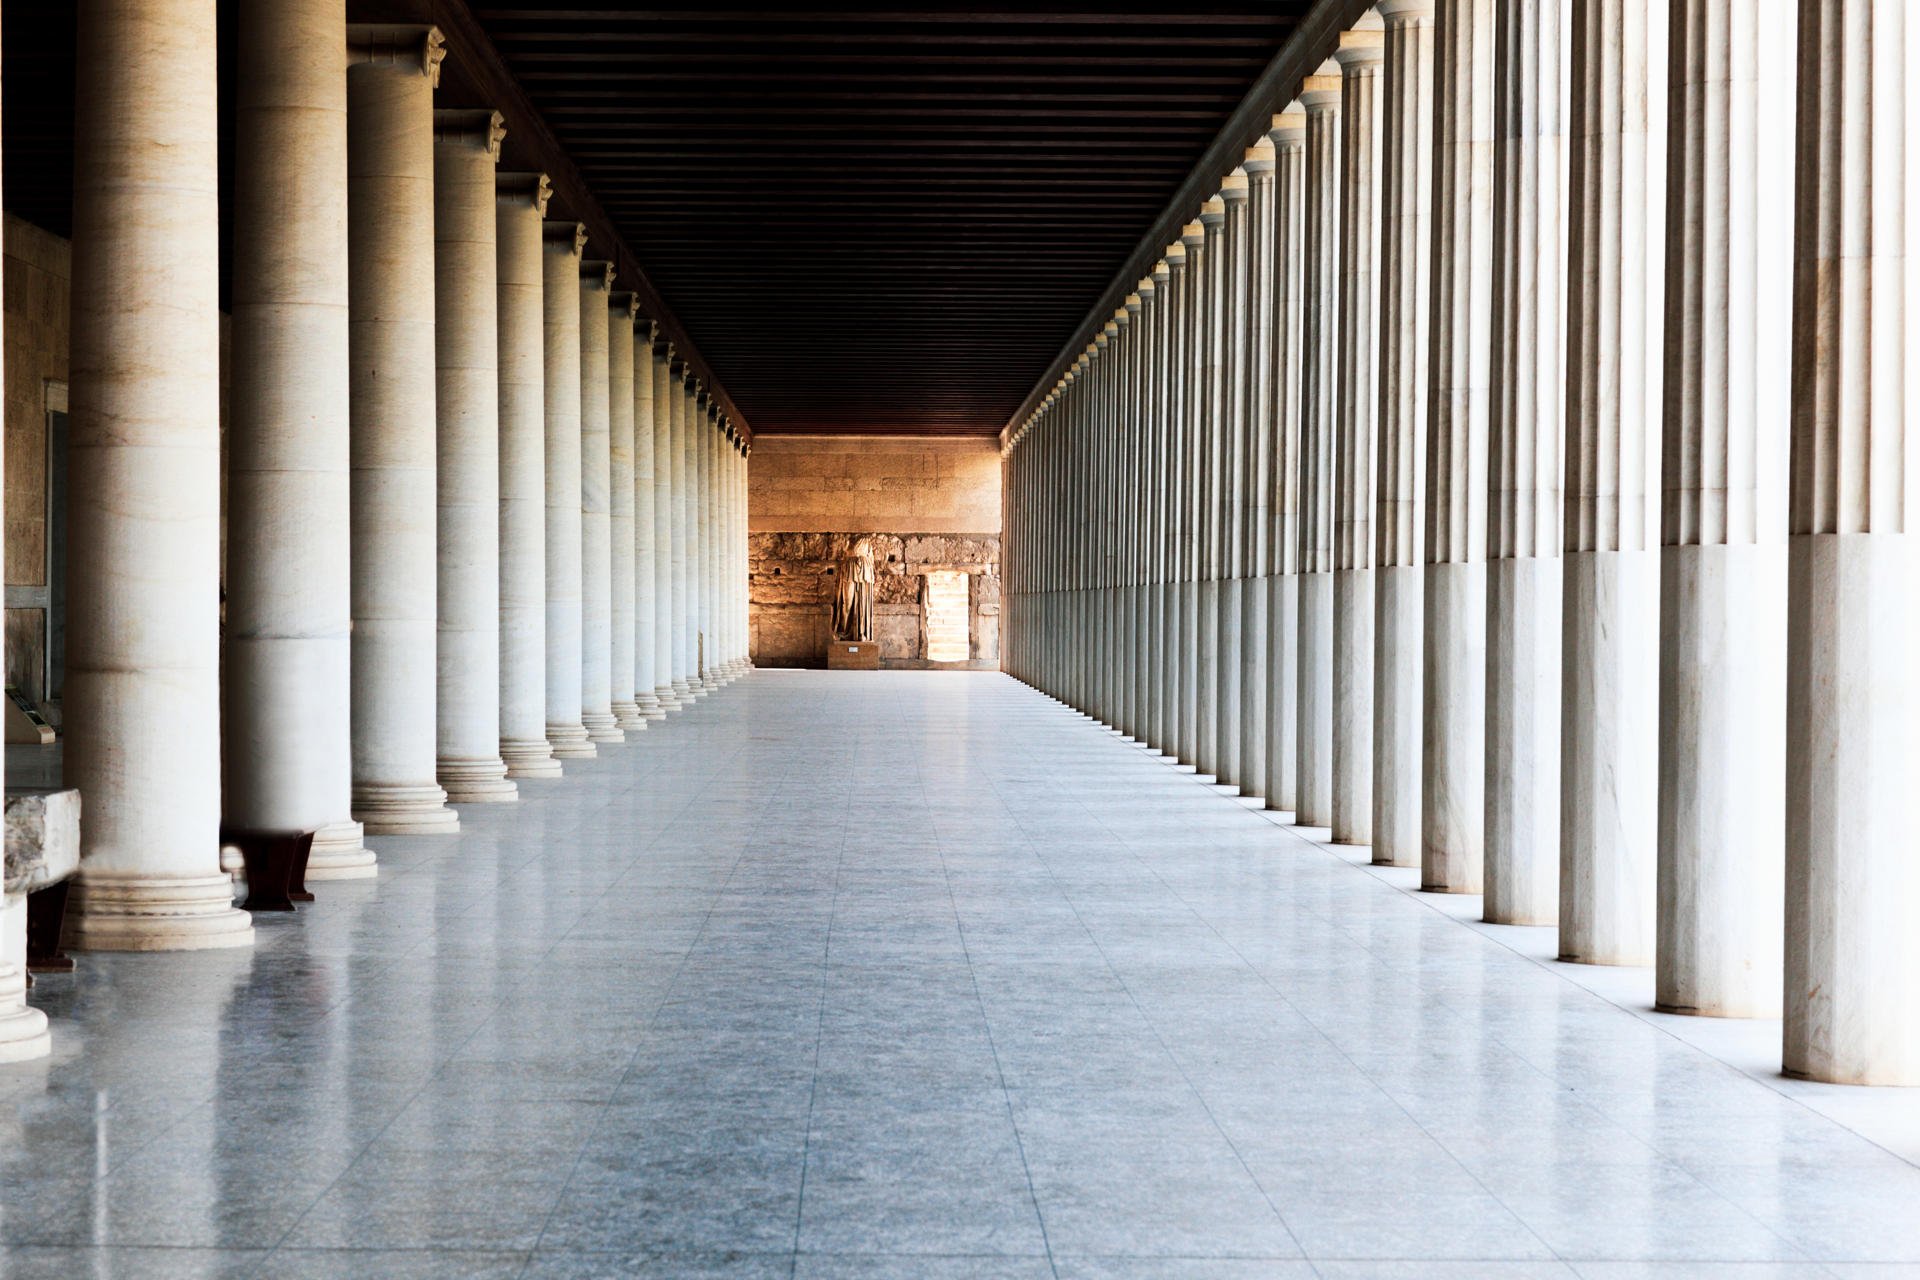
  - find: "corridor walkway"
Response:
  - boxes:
[2,671,1918,1278]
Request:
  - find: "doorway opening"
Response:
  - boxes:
[923,571,970,663]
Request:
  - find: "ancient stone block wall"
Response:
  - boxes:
[749,531,1000,669]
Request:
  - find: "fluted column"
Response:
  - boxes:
[543,221,594,758]
[1655,0,1791,1018]
[433,108,516,804]
[1215,174,1249,789]
[1485,0,1566,926]
[1129,276,1156,738]
[1421,0,1496,891]
[1148,252,1176,752]
[1194,198,1224,778]
[670,365,694,699]
[608,294,645,729]
[1295,63,1342,829]
[1332,17,1384,848]
[496,172,561,779]
[1371,0,1435,868]
[1783,0,1919,1084]
[347,25,457,836]
[633,320,665,717]
[225,0,373,879]
[1265,106,1307,813]
[702,400,723,689]
[653,342,682,711]
[1559,0,1666,965]
[1175,222,1205,766]
[1238,143,1275,801]
[578,260,621,743]
[63,0,253,949]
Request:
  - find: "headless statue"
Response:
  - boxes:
[831,537,875,643]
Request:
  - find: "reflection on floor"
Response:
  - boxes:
[2,670,1918,1279]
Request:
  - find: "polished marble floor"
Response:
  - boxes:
[3,670,1919,1279]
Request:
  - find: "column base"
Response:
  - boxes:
[654,684,683,713]
[308,818,378,880]
[352,783,460,836]
[671,678,695,702]
[438,757,519,804]
[548,721,597,759]
[636,691,667,721]
[0,966,49,1063]
[502,737,563,779]
[67,873,255,952]
[612,700,647,731]
[582,711,625,744]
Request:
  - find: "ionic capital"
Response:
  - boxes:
[347,25,445,87]
[435,109,506,158]
[582,259,616,290]
[498,171,552,215]
[544,220,588,256]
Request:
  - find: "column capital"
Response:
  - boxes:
[498,171,552,215]
[1269,103,1308,145]
[1375,0,1435,20]
[434,109,505,158]
[1220,169,1249,203]
[1243,138,1275,174]
[1300,59,1343,109]
[582,258,616,290]
[1137,274,1156,300]
[347,24,445,87]
[1180,220,1205,248]
[611,291,640,321]
[1152,257,1172,285]
[1334,13,1386,68]
[1125,293,1142,316]
[1199,197,1226,227]
[544,220,588,256]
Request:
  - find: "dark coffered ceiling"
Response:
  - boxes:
[472,3,1309,435]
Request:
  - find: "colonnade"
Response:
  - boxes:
[0,0,752,1063]
[1003,0,1916,1086]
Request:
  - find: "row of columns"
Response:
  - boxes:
[1002,0,1916,1085]
[0,0,751,1053]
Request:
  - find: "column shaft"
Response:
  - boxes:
[633,322,664,717]
[543,222,594,757]
[495,173,560,778]
[66,0,254,947]
[1266,107,1307,813]
[347,26,457,835]
[609,294,645,729]
[226,0,372,876]
[434,108,516,803]
[578,260,621,742]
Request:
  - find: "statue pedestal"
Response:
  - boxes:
[827,641,880,670]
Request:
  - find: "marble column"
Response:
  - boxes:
[1655,0,1791,1018]
[679,370,702,702]
[1130,276,1158,740]
[653,342,682,711]
[1485,0,1566,926]
[1149,251,1177,753]
[496,172,562,779]
[347,25,458,835]
[66,0,254,948]
[1559,0,1665,966]
[633,320,665,718]
[433,108,516,804]
[1266,105,1307,813]
[1239,142,1275,801]
[1332,16,1384,848]
[702,401,723,689]
[543,221,594,758]
[578,260,622,743]
[225,0,373,878]
[1194,199,1224,780]
[608,294,645,729]
[1216,175,1248,789]
[1295,62,1342,830]
[1423,0,1496,892]
[1371,0,1435,868]
[1782,0,1919,1084]
[1175,224,1205,766]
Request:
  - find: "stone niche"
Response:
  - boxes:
[750,531,1000,669]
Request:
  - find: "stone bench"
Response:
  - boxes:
[5,788,81,975]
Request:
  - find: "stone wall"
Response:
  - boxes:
[750,531,999,669]
[747,435,1002,668]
